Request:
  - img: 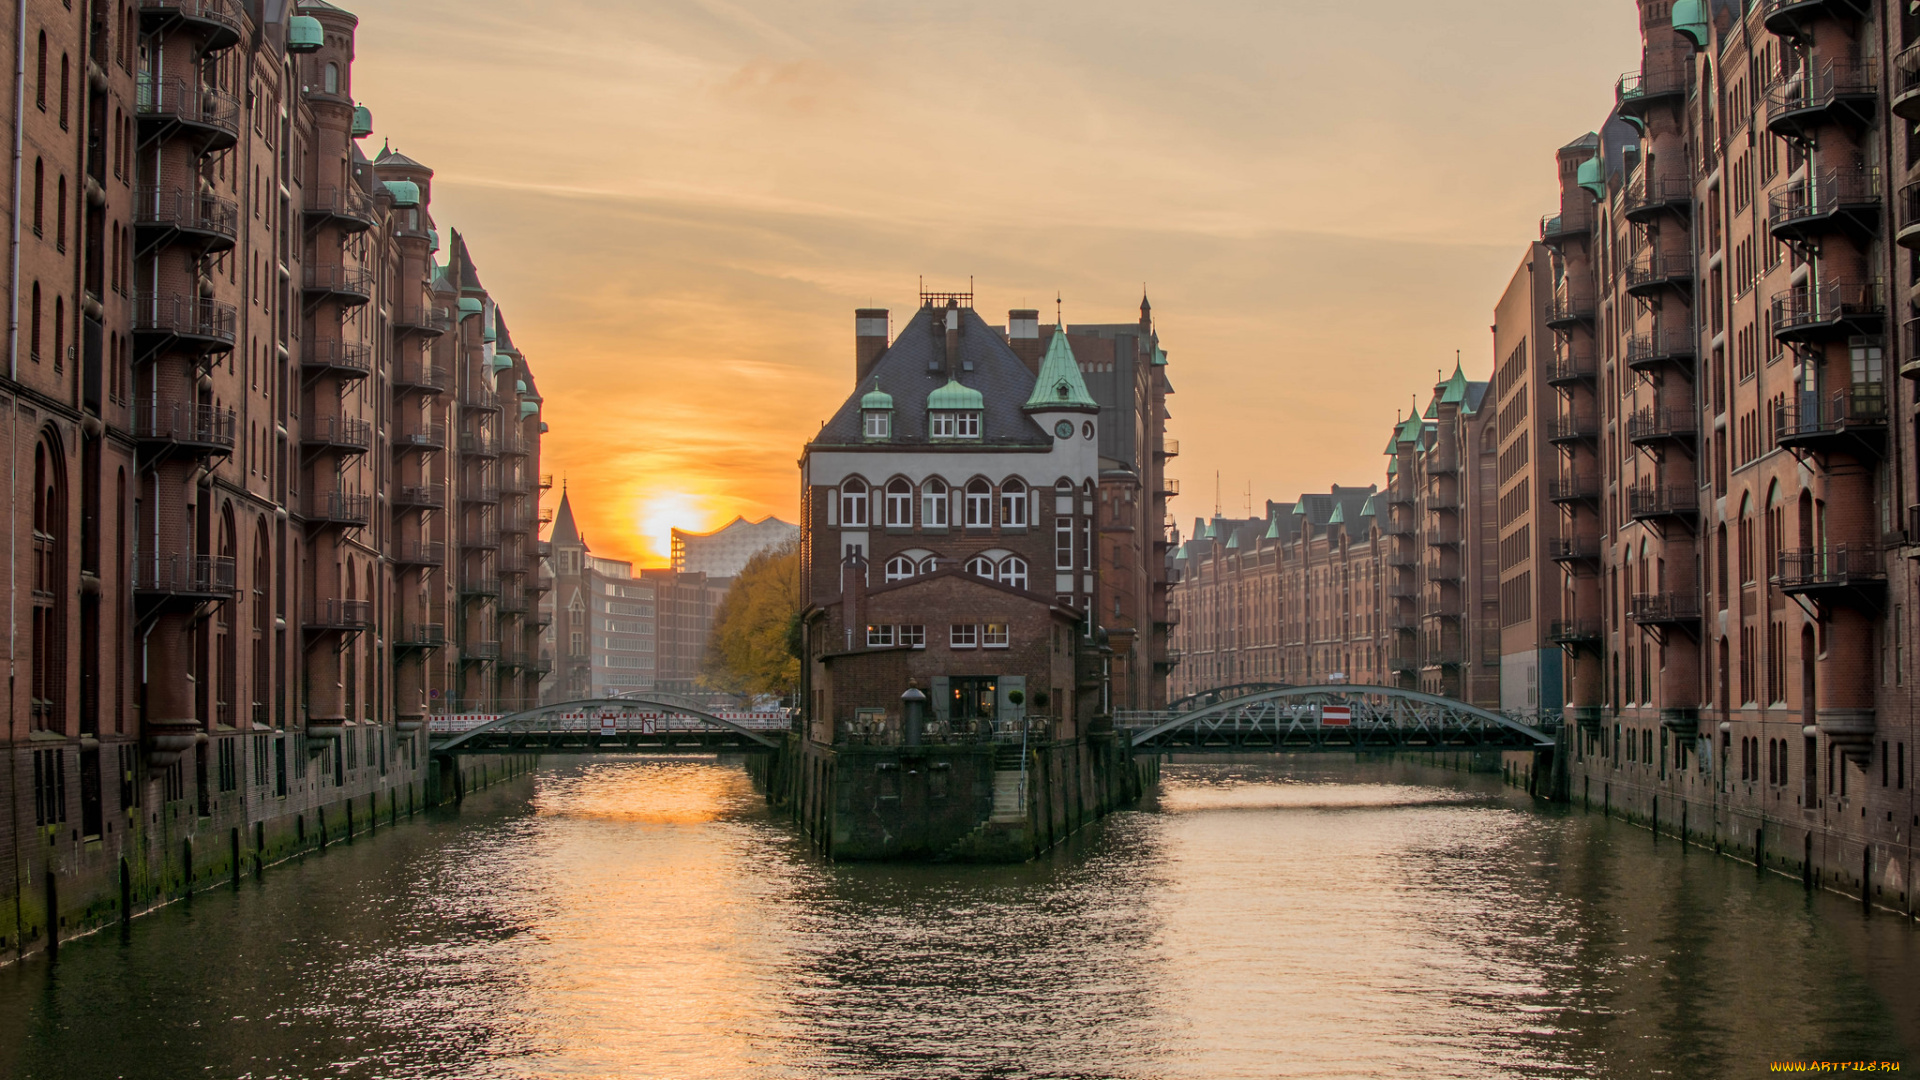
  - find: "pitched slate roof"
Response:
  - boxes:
[550,490,583,548]
[813,305,1050,448]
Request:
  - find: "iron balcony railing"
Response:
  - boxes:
[458,431,497,457]
[304,184,375,228]
[1905,319,1920,380]
[133,401,236,450]
[131,292,237,345]
[303,263,375,301]
[395,421,447,451]
[459,387,501,412]
[393,541,445,567]
[1765,58,1879,133]
[1629,593,1702,625]
[1549,474,1600,502]
[499,432,529,456]
[1774,385,1887,444]
[461,528,501,550]
[462,641,502,662]
[137,0,244,38]
[1625,250,1692,292]
[1549,536,1602,561]
[1621,174,1693,219]
[1546,351,1597,383]
[1777,547,1885,590]
[133,553,236,596]
[302,415,373,451]
[1540,204,1593,242]
[499,510,532,534]
[308,491,372,526]
[395,304,450,335]
[1424,526,1461,546]
[1546,281,1596,325]
[396,623,446,649]
[1548,620,1602,645]
[303,340,372,376]
[1626,407,1698,443]
[539,474,554,490]
[461,482,501,505]
[305,599,371,631]
[1624,323,1696,367]
[1627,484,1699,520]
[1896,42,1920,118]
[1770,280,1886,338]
[132,186,238,244]
[134,75,240,140]
[460,572,502,598]
[1159,438,1181,457]
[393,360,448,391]
[1616,47,1691,113]
[1768,167,1880,233]
[1548,414,1599,442]
[393,484,445,510]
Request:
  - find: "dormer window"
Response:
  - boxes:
[864,411,890,439]
[931,411,980,439]
[859,381,893,441]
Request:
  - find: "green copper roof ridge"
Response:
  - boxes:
[1023,326,1099,411]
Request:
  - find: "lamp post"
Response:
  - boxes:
[901,685,926,747]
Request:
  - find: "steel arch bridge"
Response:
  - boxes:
[430,698,786,755]
[1118,684,1555,753]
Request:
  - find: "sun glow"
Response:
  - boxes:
[635,490,713,567]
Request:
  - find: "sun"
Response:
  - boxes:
[633,491,712,567]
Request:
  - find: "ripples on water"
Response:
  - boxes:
[0,756,1913,1079]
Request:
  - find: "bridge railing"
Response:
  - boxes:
[429,709,791,737]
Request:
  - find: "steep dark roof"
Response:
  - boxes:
[812,305,1050,448]
[374,143,431,171]
[549,490,583,548]
[448,230,485,292]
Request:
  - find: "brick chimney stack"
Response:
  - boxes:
[1008,309,1042,374]
[944,300,962,376]
[855,309,889,384]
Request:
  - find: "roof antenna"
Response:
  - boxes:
[1055,291,1062,328]
[1214,470,1221,518]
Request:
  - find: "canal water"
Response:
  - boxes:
[1,757,1915,1079]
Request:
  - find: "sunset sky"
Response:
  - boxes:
[349,0,1642,566]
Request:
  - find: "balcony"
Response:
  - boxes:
[1615,51,1690,120]
[133,402,236,457]
[1629,593,1702,629]
[131,292,237,352]
[1621,174,1693,224]
[1546,351,1597,386]
[1896,43,1920,122]
[1770,280,1884,344]
[394,421,447,453]
[303,184,375,233]
[132,187,237,254]
[303,263,374,306]
[302,415,372,454]
[1762,0,1874,40]
[461,527,501,550]
[1157,438,1180,458]
[1904,319,1920,381]
[1549,474,1600,504]
[1548,620,1603,647]
[1549,536,1602,564]
[302,340,372,380]
[1624,250,1693,299]
[499,592,530,616]
[500,432,529,457]
[133,554,236,602]
[1626,406,1698,447]
[393,360,448,394]
[462,641,502,662]
[393,540,445,568]
[460,482,501,505]
[539,474,554,491]
[458,431,498,458]
[1627,485,1699,527]
[137,0,243,50]
[395,304,449,337]
[134,75,240,152]
[304,599,371,633]
[1540,206,1592,245]
[1425,453,1460,477]
[460,575,502,599]
[395,623,446,651]
[1388,656,1422,675]
[1774,385,1887,458]
[1385,550,1418,570]
[1545,283,1596,329]
[394,484,445,513]
[500,510,532,535]
[1766,59,1880,142]
[1768,168,1880,246]
[1776,546,1885,605]
[307,491,371,527]
[460,387,502,413]
[1547,414,1598,444]
[1424,526,1461,547]
[1624,323,1696,375]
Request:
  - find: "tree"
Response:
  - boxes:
[701,539,801,700]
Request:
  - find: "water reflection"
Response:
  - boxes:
[0,756,1912,1079]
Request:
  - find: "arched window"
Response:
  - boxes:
[35,33,45,110]
[31,158,42,235]
[922,478,948,527]
[1000,478,1027,527]
[30,434,67,733]
[917,556,938,575]
[58,53,69,129]
[324,62,340,95]
[884,478,912,527]
[839,478,868,527]
[52,295,63,370]
[998,555,1028,590]
[29,283,40,361]
[56,174,66,251]
[1737,494,1754,584]
[965,479,992,528]
[966,555,995,578]
[883,556,917,582]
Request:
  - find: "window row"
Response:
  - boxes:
[838,477,1048,529]
[882,553,1030,590]
[865,623,1012,649]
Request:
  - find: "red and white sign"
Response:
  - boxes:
[599,715,617,736]
[1320,704,1351,727]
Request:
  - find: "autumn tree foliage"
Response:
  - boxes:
[701,539,801,699]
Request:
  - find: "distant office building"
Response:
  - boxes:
[671,516,798,577]
[541,492,658,700]
[639,569,729,694]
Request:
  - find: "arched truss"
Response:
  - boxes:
[1164,682,1295,714]
[432,697,783,754]
[1121,684,1555,753]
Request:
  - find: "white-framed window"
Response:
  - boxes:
[965,479,993,527]
[900,625,926,648]
[885,478,913,526]
[866,624,894,647]
[864,411,890,438]
[1000,478,1027,526]
[930,412,955,438]
[983,623,1009,648]
[966,555,996,578]
[840,477,868,526]
[956,412,980,437]
[998,556,1028,590]
[884,556,917,582]
[1055,518,1074,570]
[922,478,948,527]
[918,556,938,574]
[950,624,978,649]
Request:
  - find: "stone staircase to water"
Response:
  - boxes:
[942,748,1031,859]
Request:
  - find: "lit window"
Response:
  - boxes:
[922,478,948,527]
[866,624,894,647]
[965,480,992,527]
[840,478,868,526]
[864,411,890,438]
[983,623,1009,648]
[883,556,917,582]
[950,624,978,649]
[1000,478,1027,526]
[998,556,1028,590]
[885,478,913,526]
[900,625,926,648]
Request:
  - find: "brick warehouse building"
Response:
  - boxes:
[1170,0,1919,913]
[771,291,1162,860]
[0,0,547,957]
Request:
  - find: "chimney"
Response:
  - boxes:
[944,300,961,376]
[855,309,889,383]
[1008,309,1042,374]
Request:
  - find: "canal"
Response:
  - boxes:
[0,757,1914,1079]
